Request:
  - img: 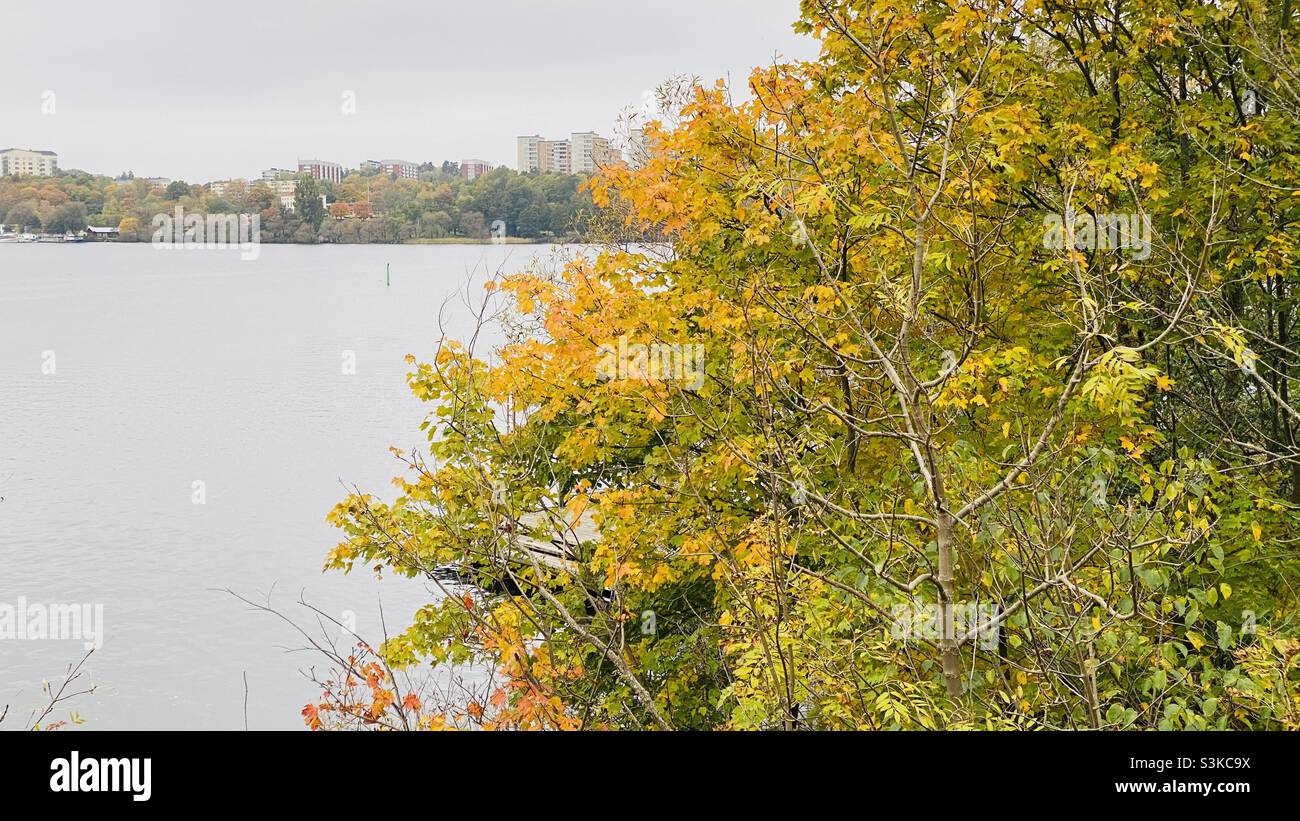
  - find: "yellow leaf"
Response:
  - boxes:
[565,494,591,527]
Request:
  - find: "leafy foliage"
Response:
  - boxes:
[319,0,1300,730]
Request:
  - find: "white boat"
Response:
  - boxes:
[0,232,87,243]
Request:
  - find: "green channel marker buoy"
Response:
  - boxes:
[386,262,390,287]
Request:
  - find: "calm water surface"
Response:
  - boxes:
[0,243,565,729]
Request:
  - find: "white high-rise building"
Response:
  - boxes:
[570,132,602,174]
[517,135,543,172]
[0,148,58,177]
[628,128,650,168]
[570,132,622,173]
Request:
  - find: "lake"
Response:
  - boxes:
[0,242,565,729]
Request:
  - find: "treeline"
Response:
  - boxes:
[0,163,602,242]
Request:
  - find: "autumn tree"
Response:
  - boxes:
[323,0,1300,730]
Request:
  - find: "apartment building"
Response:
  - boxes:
[297,159,342,184]
[460,159,494,181]
[0,148,58,177]
[540,139,571,173]
[207,179,249,198]
[594,141,623,168]
[261,179,299,196]
[517,136,543,172]
[628,128,650,169]
[517,132,622,174]
[379,160,419,180]
[518,135,572,173]
[570,132,608,174]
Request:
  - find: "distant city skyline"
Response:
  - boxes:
[0,0,817,182]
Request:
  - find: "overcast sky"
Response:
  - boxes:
[0,0,818,182]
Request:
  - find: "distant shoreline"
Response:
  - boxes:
[0,237,565,247]
[398,237,558,245]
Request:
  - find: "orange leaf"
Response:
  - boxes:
[301,703,322,730]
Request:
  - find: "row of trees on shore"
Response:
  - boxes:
[0,163,599,242]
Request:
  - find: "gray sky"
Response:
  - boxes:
[0,0,818,182]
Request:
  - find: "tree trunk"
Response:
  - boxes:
[936,509,963,698]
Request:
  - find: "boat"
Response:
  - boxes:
[4,232,90,243]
